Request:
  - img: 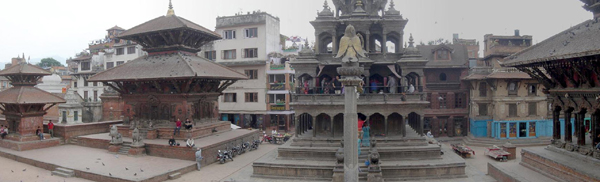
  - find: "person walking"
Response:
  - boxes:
[48,121,55,138]
[173,118,182,136]
[387,76,397,94]
[195,148,203,171]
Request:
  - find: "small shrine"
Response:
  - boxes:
[0,62,65,151]
[88,1,247,140]
[58,89,84,124]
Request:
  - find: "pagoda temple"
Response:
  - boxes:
[88,1,247,139]
[0,62,65,151]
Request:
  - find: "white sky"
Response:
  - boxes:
[0,0,592,69]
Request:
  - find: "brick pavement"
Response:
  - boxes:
[0,155,93,182]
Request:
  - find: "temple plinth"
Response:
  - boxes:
[0,62,65,150]
[88,2,247,140]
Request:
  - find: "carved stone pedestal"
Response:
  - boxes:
[332,166,344,182]
[108,144,121,153]
[367,165,384,182]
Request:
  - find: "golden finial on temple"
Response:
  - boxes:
[166,0,175,16]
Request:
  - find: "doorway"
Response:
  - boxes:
[519,122,527,137]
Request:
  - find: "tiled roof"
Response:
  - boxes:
[118,15,220,38]
[0,86,66,104]
[462,74,487,80]
[503,19,600,66]
[0,63,51,76]
[417,44,469,68]
[107,25,125,31]
[88,52,247,82]
[486,72,531,79]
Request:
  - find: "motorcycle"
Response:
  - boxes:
[241,141,250,153]
[217,149,233,164]
[261,133,274,144]
[250,139,260,151]
[231,145,241,157]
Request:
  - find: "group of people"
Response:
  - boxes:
[169,118,196,148]
[302,75,416,95]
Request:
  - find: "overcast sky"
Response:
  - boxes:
[0,0,592,69]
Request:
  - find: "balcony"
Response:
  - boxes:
[426,82,462,90]
[291,91,426,105]
[314,53,403,63]
[269,83,286,90]
[270,64,286,70]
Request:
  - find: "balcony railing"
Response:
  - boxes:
[296,86,423,95]
[270,64,286,70]
[269,83,286,90]
[292,87,426,104]
[270,104,287,111]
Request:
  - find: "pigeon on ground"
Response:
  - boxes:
[125,167,128,170]
[22,169,26,172]
[86,167,90,170]
[102,162,105,166]
[134,173,137,176]
[109,173,112,176]
[37,175,39,178]
[140,168,144,172]
[11,170,13,173]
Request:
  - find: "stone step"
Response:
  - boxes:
[168,172,181,180]
[55,167,75,175]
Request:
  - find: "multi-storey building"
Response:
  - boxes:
[453,34,479,67]
[419,43,470,137]
[200,11,285,131]
[464,31,552,139]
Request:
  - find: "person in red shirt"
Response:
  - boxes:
[48,120,54,138]
[358,116,365,140]
[173,118,182,136]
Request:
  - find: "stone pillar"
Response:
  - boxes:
[565,110,572,143]
[365,31,371,53]
[313,115,317,137]
[401,116,406,137]
[382,32,387,54]
[553,109,561,140]
[331,116,335,138]
[577,111,586,146]
[384,116,388,136]
[332,31,338,54]
[315,32,320,53]
[295,115,301,137]
[592,113,600,147]
[419,116,425,136]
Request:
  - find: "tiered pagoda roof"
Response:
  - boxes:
[0,63,65,104]
[88,1,246,82]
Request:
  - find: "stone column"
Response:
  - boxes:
[365,31,371,53]
[332,31,338,54]
[295,115,301,137]
[577,111,586,146]
[592,113,600,147]
[331,116,335,138]
[384,116,389,136]
[402,116,406,137]
[313,115,317,137]
[337,56,364,182]
[553,109,561,140]
[565,110,572,143]
[382,32,388,54]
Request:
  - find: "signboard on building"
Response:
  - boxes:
[270,105,286,111]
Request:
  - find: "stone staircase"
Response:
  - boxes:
[462,133,551,147]
[68,137,79,145]
[358,150,369,181]
[51,167,75,178]
[118,142,132,155]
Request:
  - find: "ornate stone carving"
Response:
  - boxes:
[132,127,144,146]
[336,148,344,164]
[335,25,367,64]
[369,148,380,165]
[109,125,123,144]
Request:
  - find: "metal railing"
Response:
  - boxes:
[295,86,422,95]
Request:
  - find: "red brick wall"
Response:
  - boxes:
[0,138,59,151]
[46,121,122,142]
[521,149,599,182]
[487,163,519,182]
[100,95,124,121]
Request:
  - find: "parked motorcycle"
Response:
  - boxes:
[241,141,250,153]
[250,139,260,151]
[231,145,241,157]
[217,149,233,164]
[261,133,274,144]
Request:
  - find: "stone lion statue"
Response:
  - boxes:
[109,125,123,144]
[132,127,144,146]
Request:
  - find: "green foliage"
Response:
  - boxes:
[36,57,64,67]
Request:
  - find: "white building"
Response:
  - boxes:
[200,11,281,130]
[58,89,84,124]
[36,74,67,93]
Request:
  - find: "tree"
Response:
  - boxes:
[36,58,64,67]
[427,38,451,45]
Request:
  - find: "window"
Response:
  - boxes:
[223,50,236,59]
[245,70,258,79]
[528,102,537,116]
[436,50,449,60]
[81,62,90,71]
[106,62,114,69]
[528,84,537,96]
[74,111,78,121]
[244,48,258,58]
[84,91,89,101]
[127,47,136,54]
[438,93,447,109]
[245,93,258,102]
[223,93,237,102]
[269,94,286,104]
[84,81,88,87]
[509,104,517,117]
[116,48,125,55]
[116,61,125,66]
[93,82,98,87]
[74,82,78,88]
[204,51,216,61]
[479,82,487,97]
[455,93,466,108]
[224,30,236,39]
[479,103,488,116]
[508,81,518,96]
[245,28,258,38]
[93,91,98,102]
[439,73,447,81]
[269,74,286,83]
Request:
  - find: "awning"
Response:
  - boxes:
[387,65,402,78]
[317,65,325,77]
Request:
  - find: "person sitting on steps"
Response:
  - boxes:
[168,136,176,146]
[35,126,44,140]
